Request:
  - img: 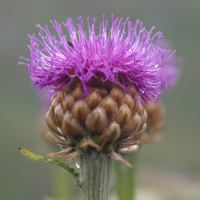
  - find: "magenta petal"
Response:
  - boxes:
[19,15,178,103]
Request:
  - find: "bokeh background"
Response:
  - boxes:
[1,0,200,199]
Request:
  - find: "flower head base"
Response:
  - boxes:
[45,82,147,167]
[19,15,175,103]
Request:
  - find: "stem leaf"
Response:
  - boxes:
[19,148,83,187]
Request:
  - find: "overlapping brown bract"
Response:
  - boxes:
[144,100,165,143]
[45,81,147,167]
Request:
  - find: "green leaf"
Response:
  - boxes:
[19,148,83,187]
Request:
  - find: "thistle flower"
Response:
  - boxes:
[159,39,181,90]
[19,16,176,167]
[19,15,179,200]
[19,15,174,103]
[144,40,181,143]
[144,100,165,143]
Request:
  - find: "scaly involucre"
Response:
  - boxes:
[19,15,175,102]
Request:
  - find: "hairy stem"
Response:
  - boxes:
[79,150,112,200]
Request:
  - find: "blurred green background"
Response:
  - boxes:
[1,0,200,199]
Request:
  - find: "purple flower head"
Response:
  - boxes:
[158,40,181,91]
[19,15,176,103]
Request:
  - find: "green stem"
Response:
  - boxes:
[114,152,138,200]
[79,150,112,200]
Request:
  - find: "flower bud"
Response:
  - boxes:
[144,100,165,143]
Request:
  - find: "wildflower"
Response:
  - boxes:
[19,15,173,103]
[19,15,175,166]
[161,40,181,90]
[144,40,181,143]
[144,100,165,143]
[19,15,179,200]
